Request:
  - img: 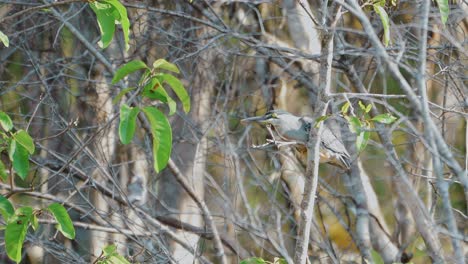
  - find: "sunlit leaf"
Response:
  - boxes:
[372,113,397,124]
[5,207,33,263]
[119,104,140,144]
[9,140,29,180]
[365,103,372,113]
[436,0,449,25]
[112,60,148,84]
[0,30,9,47]
[0,111,13,131]
[47,203,75,239]
[159,73,190,113]
[341,102,350,115]
[153,59,180,73]
[102,0,130,51]
[142,107,172,172]
[0,195,14,222]
[14,130,34,154]
[89,2,116,50]
[373,5,390,46]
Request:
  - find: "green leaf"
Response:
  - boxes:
[371,113,397,124]
[358,101,366,111]
[356,130,370,152]
[341,102,350,115]
[273,257,288,264]
[365,103,372,113]
[112,60,148,84]
[0,30,9,47]
[30,214,39,231]
[0,111,13,131]
[103,244,117,256]
[240,258,267,264]
[373,4,390,46]
[47,203,75,239]
[9,140,29,180]
[142,77,177,115]
[0,195,14,222]
[371,249,385,264]
[90,1,116,50]
[103,0,130,51]
[14,130,34,154]
[345,116,361,134]
[5,206,33,263]
[0,159,8,182]
[153,59,180,73]
[119,104,140,144]
[107,255,131,264]
[314,115,329,128]
[159,73,190,113]
[142,107,172,173]
[112,87,136,105]
[436,0,449,25]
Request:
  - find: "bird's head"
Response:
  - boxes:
[240,110,292,127]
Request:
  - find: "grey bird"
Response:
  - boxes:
[241,110,351,169]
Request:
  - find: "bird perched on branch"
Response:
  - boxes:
[241,109,351,169]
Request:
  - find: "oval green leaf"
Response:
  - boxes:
[5,207,33,263]
[9,140,29,180]
[159,73,190,113]
[14,130,35,154]
[89,1,116,50]
[112,60,148,84]
[142,77,177,115]
[341,102,350,115]
[119,104,140,144]
[153,59,180,73]
[0,195,14,222]
[103,0,130,51]
[47,203,75,239]
[142,107,172,173]
[0,111,13,131]
[372,113,397,124]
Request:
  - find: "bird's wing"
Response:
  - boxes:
[321,126,351,167]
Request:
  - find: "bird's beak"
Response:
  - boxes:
[241,115,271,124]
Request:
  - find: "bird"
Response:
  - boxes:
[241,109,351,169]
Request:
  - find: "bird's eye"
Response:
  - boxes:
[271,113,278,118]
